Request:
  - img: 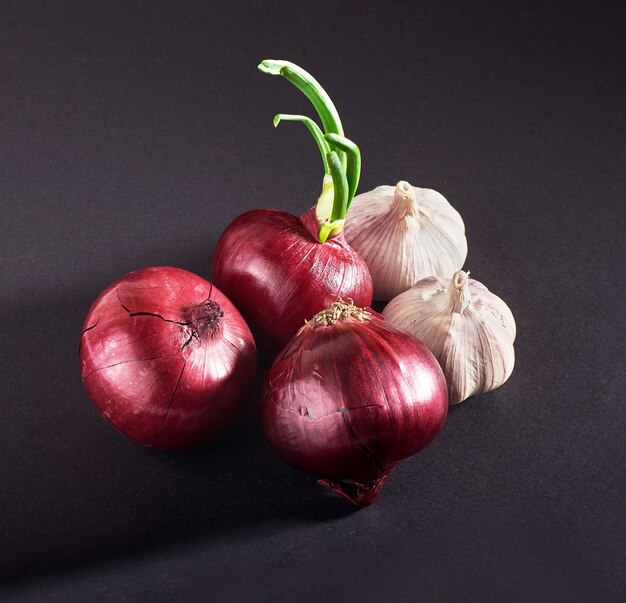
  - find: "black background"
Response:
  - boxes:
[1,1,624,600]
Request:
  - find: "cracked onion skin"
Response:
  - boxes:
[212,207,373,352]
[260,302,448,507]
[79,267,257,449]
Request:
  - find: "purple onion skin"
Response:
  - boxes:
[261,311,448,507]
[212,208,373,353]
[79,267,257,449]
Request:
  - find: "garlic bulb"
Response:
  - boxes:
[382,270,515,405]
[344,181,467,301]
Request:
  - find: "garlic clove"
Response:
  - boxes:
[344,181,468,301]
[382,270,515,405]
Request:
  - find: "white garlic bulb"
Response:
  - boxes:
[382,270,515,405]
[344,181,467,301]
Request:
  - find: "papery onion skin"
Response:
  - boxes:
[260,304,448,507]
[212,207,373,352]
[79,267,257,448]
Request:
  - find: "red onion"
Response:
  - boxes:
[213,208,372,352]
[213,60,373,352]
[79,266,257,448]
[261,300,448,507]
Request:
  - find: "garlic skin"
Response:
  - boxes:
[344,181,467,300]
[382,270,515,405]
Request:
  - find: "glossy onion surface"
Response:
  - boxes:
[79,267,257,448]
[261,306,448,506]
[212,208,373,352]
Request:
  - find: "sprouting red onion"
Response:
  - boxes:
[260,300,448,507]
[213,208,372,352]
[79,266,257,448]
[213,60,374,351]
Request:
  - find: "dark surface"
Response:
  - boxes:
[1,1,624,601]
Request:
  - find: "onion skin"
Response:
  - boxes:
[212,207,373,352]
[261,306,448,507]
[79,267,257,449]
